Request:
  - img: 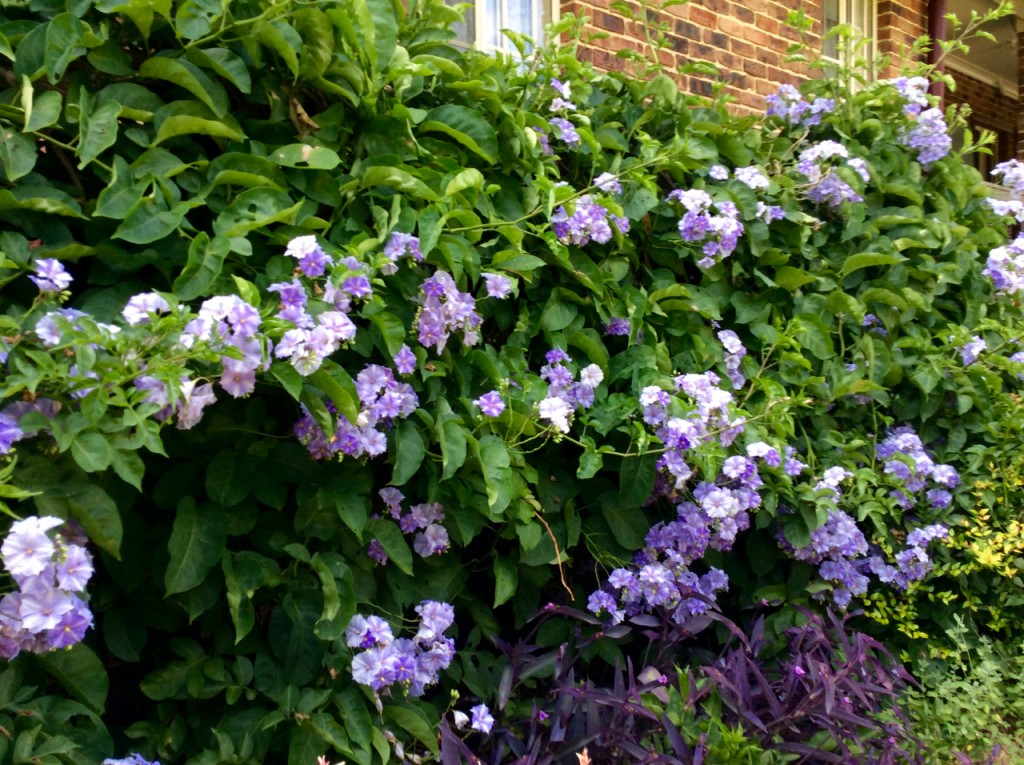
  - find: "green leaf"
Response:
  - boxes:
[77,98,120,168]
[774,265,816,292]
[66,484,122,558]
[186,46,252,93]
[69,431,114,473]
[271,144,342,169]
[44,13,90,83]
[95,156,147,219]
[438,418,467,480]
[391,420,425,486]
[114,199,191,244]
[493,555,517,607]
[361,166,439,202]
[25,90,62,132]
[840,252,906,278]
[165,498,228,596]
[792,314,835,360]
[420,105,498,162]
[34,644,108,714]
[444,168,484,197]
[382,704,440,756]
[213,188,302,237]
[155,114,244,144]
[310,553,355,641]
[254,20,302,77]
[109,448,145,491]
[141,55,229,117]
[96,0,171,41]
[309,360,359,424]
[368,518,413,575]
[577,447,603,479]
[478,435,513,514]
[271,361,304,401]
[0,131,36,182]
[206,451,250,507]
[174,232,230,299]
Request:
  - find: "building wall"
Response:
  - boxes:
[566,0,932,112]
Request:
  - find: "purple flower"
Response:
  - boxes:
[958,335,986,366]
[285,235,332,277]
[29,259,72,293]
[549,117,580,147]
[0,413,24,455]
[482,273,512,298]
[122,292,171,325]
[475,391,505,417]
[220,358,256,398]
[367,539,389,565]
[470,703,494,734]
[393,344,417,375]
[605,317,630,336]
[103,755,160,765]
[594,172,622,193]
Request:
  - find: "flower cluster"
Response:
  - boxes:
[717,329,746,389]
[293,363,418,461]
[372,488,450,561]
[551,195,629,247]
[796,141,870,207]
[103,755,159,765]
[416,270,482,353]
[536,349,603,433]
[784,455,953,608]
[765,84,835,126]
[667,189,744,268]
[887,76,930,116]
[984,233,1024,296]
[877,425,960,510]
[347,600,456,697]
[0,516,94,658]
[453,703,495,734]
[957,335,986,367]
[180,293,266,398]
[900,108,952,169]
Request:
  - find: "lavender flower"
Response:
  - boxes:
[122,292,171,325]
[482,273,512,298]
[470,704,494,734]
[29,259,72,293]
[901,107,951,169]
[285,235,332,277]
[549,117,580,147]
[475,391,505,416]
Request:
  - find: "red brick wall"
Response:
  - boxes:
[945,67,1019,164]
[566,0,933,111]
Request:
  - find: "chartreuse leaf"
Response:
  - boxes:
[155,114,244,144]
[271,143,342,169]
[96,0,171,41]
[254,20,301,77]
[420,105,498,162]
[840,252,905,277]
[361,166,438,201]
[35,644,109,714]
[140,56,229,116]
[165,498,228,596]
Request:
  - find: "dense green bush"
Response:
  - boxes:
[1,0,1024,763]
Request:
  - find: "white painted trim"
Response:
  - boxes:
[946,56,1017,99]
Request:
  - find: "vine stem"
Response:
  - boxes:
[525,496,574,600]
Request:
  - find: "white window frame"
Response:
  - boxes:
[448,0,557,54]
[822,0,877,70]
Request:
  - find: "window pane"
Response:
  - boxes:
[482,0,500,48]
[823,0,841,60]
[507,0,533,37]
[446,0,475,46]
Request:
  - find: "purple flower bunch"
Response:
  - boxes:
[347,600,456,697]
[984,234,1024,297]
[900,107,952,169]
[103,755,160,765]
[886,76,931,116]
[957,335,986,367]
[717,329,746,389]
[639,368,749,489]
[382,232,425,274]
[876,425,960,510]
[667,189,744,268]
[416,270,482,353]
[122,292,172,326]
[864,524,949,590]
[0,412,24,455]
[549,77,576,113]
[536,348,603,433]
[548,117,580,147]
[796,141,870,207]
[765,84,835,126]
[551,195,629,247]
[180,294,265,398]
[373,488,450,560]
[733,166,770,191]
[293,363,418,461]
[0,516,94,658]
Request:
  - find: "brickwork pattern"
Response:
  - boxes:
[565,0,932,111]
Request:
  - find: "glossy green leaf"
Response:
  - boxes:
[213,188,302,237]
[391,420,425,486]
[113,199,191,244]
[77,98,120,168]
[478,435,513,514]
[361,166,439,201]
[165,498,228,596]
[368,518,413,575]
[0,131,36,182]
[174,232,231,299]
[420,105,498,162]
[25,90,62,132]
[44,13,90,83]
[309,360,359,424]
[141,55,229,117]
[35,644,109,714]
[186,46,252,93]
[70,431,114,473]
[271,143,342,169]
[493,555,517,607]
[154,113,244,144]
[840,252,906,277]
